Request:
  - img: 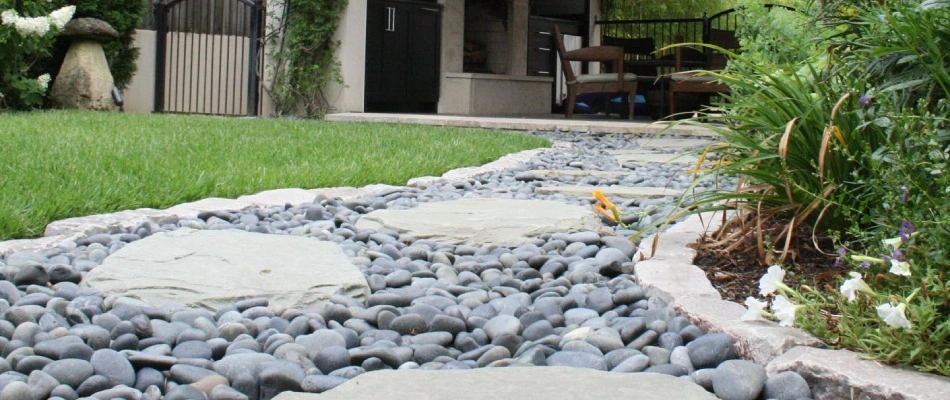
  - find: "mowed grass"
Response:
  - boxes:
[0,110,551,240]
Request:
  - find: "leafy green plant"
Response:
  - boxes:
[0,0,144,95]
[670,0,950,374]
[0,5,74,110]
[264,0,346,118]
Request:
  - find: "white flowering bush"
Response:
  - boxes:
[0,5,74,110]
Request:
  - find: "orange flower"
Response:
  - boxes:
[593,190,615,209]
[594,203,616,222]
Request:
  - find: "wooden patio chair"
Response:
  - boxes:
[667,29,740,116]
[553,25,637,119]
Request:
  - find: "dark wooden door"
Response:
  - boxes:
[407,5,440,103]
[365,0,409,103]
[365,0,441,111]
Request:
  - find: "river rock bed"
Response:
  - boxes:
[0,131,810,400]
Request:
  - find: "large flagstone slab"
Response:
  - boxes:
[636,137,716,150]
[609,150,701,165]
[273,367,718,400]
[527,169,629,178]
[354,198,600,246]
[535,185,682,199]
[83,229,369,311]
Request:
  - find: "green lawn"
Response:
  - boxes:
[0,110,551,240]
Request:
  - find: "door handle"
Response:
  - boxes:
[386,7,395,31]
[420,7,439,12]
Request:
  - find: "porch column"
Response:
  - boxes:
[507,0,528,76]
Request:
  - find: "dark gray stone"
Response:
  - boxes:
[169,364,219,384]
[712,359,766,400]
[313,346,351,375]
[763,371,812,400]
[42,358,94,387]
[389,314,427,336]
[172,340,213,360]
[165,384,207,400]
[545,351,608,371]
[260,361,305,400]
[644,363,689,377]
[134,367,165,392]
[610,354,650,373]
[12,264,49,287]
[75,374,112,397]
[686,333,736,369]
[90,349,135,387]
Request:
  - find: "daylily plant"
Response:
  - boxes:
[592,190,627,228]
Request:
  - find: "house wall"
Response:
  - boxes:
[321,0,367,113]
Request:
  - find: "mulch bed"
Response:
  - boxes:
[688,215,848,304]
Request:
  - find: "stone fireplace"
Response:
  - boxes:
[439,0,554,115]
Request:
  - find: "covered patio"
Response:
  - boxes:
[325,0,747,120]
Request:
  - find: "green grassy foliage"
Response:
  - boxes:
[0,110,550,240]
[664,0,950,375]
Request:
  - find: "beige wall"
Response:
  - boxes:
[124,30,155,114]
[321,0,367,113]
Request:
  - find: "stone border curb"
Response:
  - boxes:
[634,212,950,399]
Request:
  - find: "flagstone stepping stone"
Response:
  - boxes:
[528,170,629,178]
[83,229,369,311]
[272,366,718,400]
[609,150,701,165]
[354,198,600,246]
[535,185,682,199]
[636,137,716,150]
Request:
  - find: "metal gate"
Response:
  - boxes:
[154,0,264,116]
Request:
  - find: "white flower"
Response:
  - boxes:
[882,236,903,250]
[771,295,799,327]
[758,265,787,296]
[876,302,912,330]
[13,15,51,36]
[48,5,75,30]
[888,259,911,276]
[839,272,873,303]
[36,74,51,90]
[741,297,770,321]
[1,9,18,26]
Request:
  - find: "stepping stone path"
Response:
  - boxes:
[354,198,601,246]
[636,137,718,150]
[609,149,701,165]
[272,366,718,400]
[84,228,369,311]
[535,185,683,199]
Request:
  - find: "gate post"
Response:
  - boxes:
[154,0,167,112]
[246,0,263,116]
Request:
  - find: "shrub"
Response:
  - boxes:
[1,0,144,92]
[674,0,950,374]
[0,5,75,110]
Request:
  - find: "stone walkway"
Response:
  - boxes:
[4,114,949,399]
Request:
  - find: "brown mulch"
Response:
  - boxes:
[688,215,849,304]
